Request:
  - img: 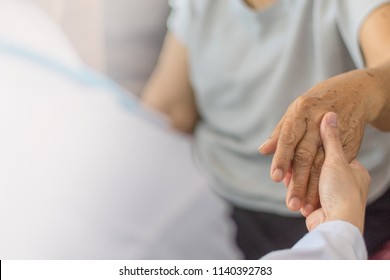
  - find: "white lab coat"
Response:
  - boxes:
[263,221,367,260]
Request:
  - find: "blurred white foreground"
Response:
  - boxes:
[0,0,241,259]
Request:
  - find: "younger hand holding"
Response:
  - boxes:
[304,112,371,234]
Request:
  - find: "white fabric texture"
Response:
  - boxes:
[168,0,390,215]
[0,0,241,259]
[262,221,367,260]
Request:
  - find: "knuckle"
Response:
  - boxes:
[278,130,297,146]
[291,176,306,189]
[293,147,315,168]
[295,95,322,113]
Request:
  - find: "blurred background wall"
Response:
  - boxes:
[34,0,170,95]
[103,0,170,94]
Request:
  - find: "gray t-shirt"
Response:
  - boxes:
[168,0,390,215]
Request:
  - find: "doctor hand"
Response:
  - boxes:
[301,112,370,234]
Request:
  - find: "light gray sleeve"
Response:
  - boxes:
[261,221,367,260]
[167,0,193,46]
[336,0,390,68]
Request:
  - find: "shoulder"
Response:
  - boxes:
[334,0,390,17]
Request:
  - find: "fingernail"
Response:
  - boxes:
[258,140,269,152]
[288,197,301,211]
[272,168,283,181]
[326,113,337,127]
[303,204,314,216]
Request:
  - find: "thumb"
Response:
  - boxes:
[320,112,346,164]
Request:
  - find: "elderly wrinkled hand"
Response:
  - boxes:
[259,69,382,216]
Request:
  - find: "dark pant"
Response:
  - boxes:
[232,186,390,259]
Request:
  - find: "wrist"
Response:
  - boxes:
[352,68,386,124]
[327,208,365,234]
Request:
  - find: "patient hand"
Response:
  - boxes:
[258,71,380,216]
[304,112,370,234]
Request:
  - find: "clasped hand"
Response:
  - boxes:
[259,70,378,216]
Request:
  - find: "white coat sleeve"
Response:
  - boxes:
[261,221,367,260]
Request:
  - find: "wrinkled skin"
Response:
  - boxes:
[306,112,370,234]
[259,68,384,216]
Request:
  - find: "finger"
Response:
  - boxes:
[258,137,277,156]
[340,121,364,163]
[350,159,365,170]
[305,208,326,231]
[283,164,292,187]
[320,112,346,164]
[258,116,285,155]
[286,132,320,211]
[301,148,324,217]
[270,116,307,182]
[350,159,371,187]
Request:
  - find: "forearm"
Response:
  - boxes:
[359,3,390,130]
[330,61,390,132]
[142,84,199,133]
[141,33,199,134]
